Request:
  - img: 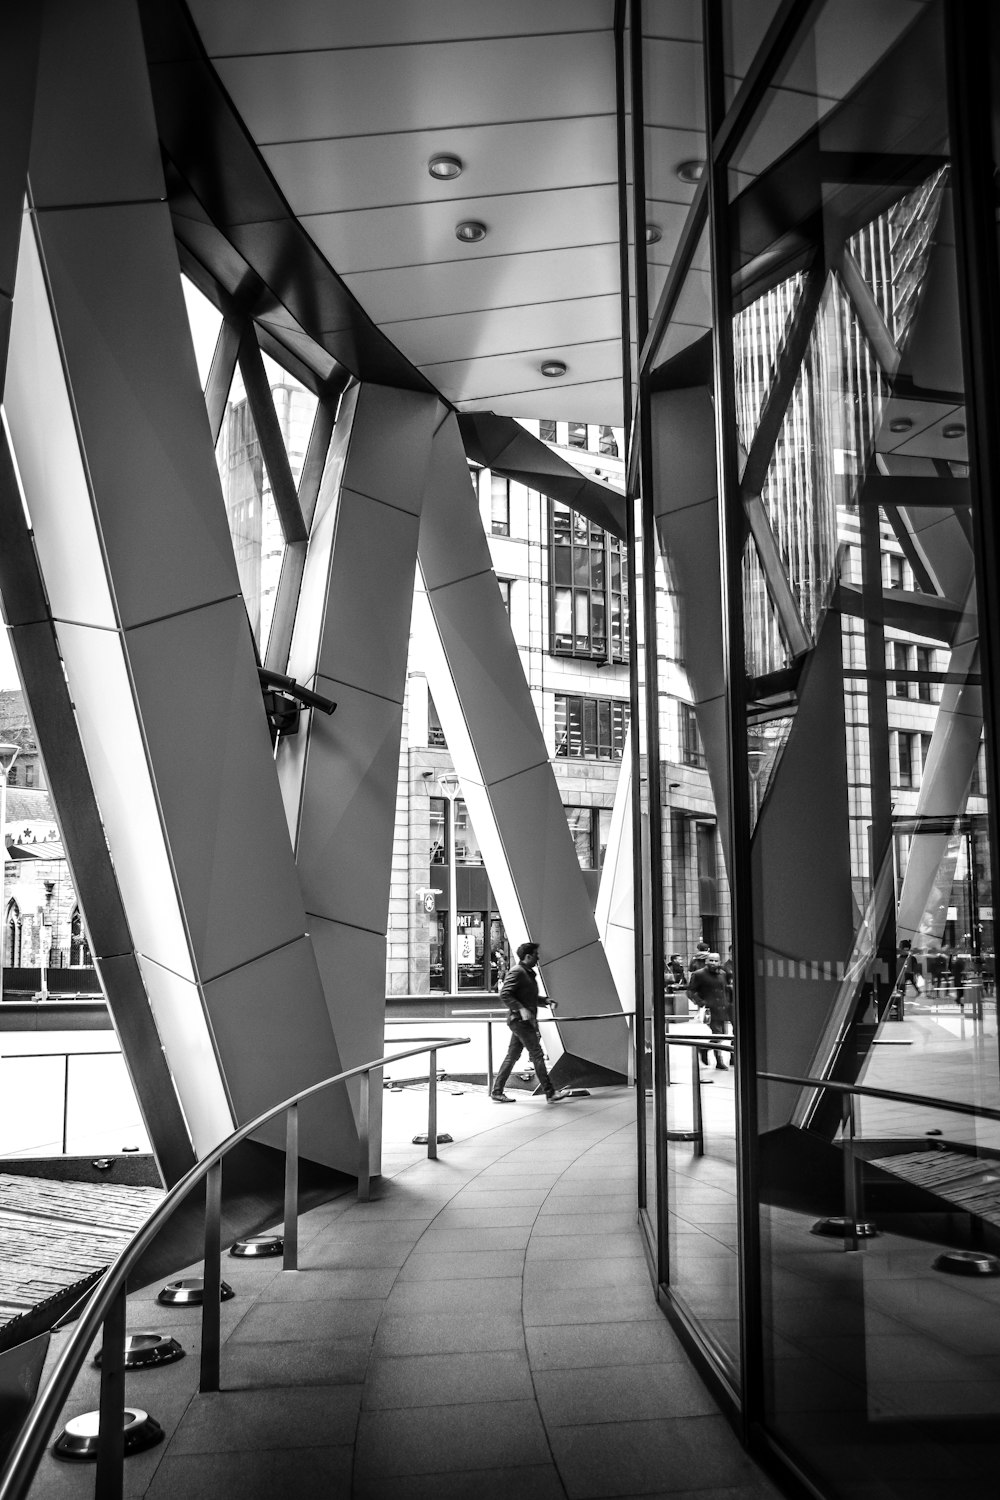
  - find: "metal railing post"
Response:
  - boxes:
[427,1050,438,1160]
[200,1160,222,1392]
[691,1043,705,1157]
[486,1021,494,1095]
[283,1104,299,1271]
[843,1093,859,1252]
[358,1070,371,1202]
[61,1054,70,1156]
[95,1283,126,1500]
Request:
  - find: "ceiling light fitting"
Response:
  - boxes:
[540,360,567,378]
[455,220,487,243]
[428,154,463,180]
[889,417,913,433]
[942,423,966,439]
[645,224,662,245]
[676,159,705,184]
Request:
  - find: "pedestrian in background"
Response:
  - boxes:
[491,942,570,1104]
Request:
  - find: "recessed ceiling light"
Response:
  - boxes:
[645,224,662,245]
[889,417,913,433]
[455,220,487,243]
[429,154,463,180]
[540,360,567,378]
[943,423,966,439]
[676,160,705,185]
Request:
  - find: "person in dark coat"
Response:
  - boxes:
[491,942,570,1103]
[688,952,733,1070]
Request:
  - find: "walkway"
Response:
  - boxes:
[29,1088,781,1500]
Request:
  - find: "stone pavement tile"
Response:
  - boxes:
[548,1415,772,1498]
[431,1204,539,1228]
[322,1220,431,1243]
[298,1238,412,1269]
[167,1383,360,1453]
[540,1195,637,1216]
[526,1321,688,1371]
[527,1233,645,1260]
[255,1266,399,1301]
[449,1188,552,1208]
[534,1361,721,1425]
[144,1444,352,1500]
[524,1256,650,1290]
[384,1275,522,1313]
[220,1336,370,1389]
[548,1178,640,1195]
[396,1249,525,1281]
[362,1348,534,1409]
[409,1225,532,1252]
[523,1283,665,1327]
[353,1463,565,1499]
[355,1400,549,1476]
[227,1297,382,1343]
[531,1213,636,1237]
[374,1309,523,1356]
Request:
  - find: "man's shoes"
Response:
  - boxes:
[715,1062,727,1071]
[491,1092,515,1103]
[546,1088,572,1103]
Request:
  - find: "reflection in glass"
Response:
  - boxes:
[727,1,1000,1490]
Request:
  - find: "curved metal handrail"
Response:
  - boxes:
[0,1035,469,1500]
[759,1069,1000,1125]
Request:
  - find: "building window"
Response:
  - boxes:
[497,578,512,616]
[971,739,988,797]
[6,900,21,967]
[6,765,16,785]
[539,419,557,443]
[490,476,510,536]
[568,421,587,449]
[549,502,628,661]
[555,696,629,760]
[454,799,483,864]
[428,695,446,748]
[885,553,905,590]
[915,645,936,701]
[893,730,915,788]
[681,704,706,768]
[889,641,910,696]
[564,806,615,869]
[598,425,619,457]
[69,906,91,967]
[919,732,933,784]
[429,799,446,864]
[24,763,34,787]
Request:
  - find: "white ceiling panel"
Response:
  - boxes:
[644,126,707,203]
[261,116,618,217]
[213,33,616,145]
[300,185,619,276]
[190,0,613,56]
[424,339,621,404]
[458,378,624,427]
[643,35,704,132]
[342,243,620,327]
[380,295,622,368]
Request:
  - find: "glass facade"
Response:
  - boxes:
[632,2,1000,1495]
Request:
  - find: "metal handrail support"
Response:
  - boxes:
[661,1035,735,1155]
[0,1035,469,1500]
[842,1094,859,1252]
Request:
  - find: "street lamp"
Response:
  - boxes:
[437,772,461,995]
[0,742,19,1004]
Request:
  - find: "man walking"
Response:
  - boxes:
[688,951,733,1070]
[491,942,570,1103]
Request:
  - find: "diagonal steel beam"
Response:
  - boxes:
[237,324,307,544]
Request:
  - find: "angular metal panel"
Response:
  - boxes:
[310,489,419,697]
[124,598,311,982]
[337,383,445,516]
[136,954,235,1156]
[5,217,117,630]
[201,936,355,1173]
[429,572,552,786]
[291,678,408,933]
[31,203,241,627]
[30,0,162,209]
[536,943,630,1071]
[55,621,194,977]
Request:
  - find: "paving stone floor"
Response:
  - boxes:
[26,1087,782,1500]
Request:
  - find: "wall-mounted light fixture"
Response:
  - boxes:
[645,224,662,244]
[676,160,705,184]
[455,220,487,243]
[540,360,567,378]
